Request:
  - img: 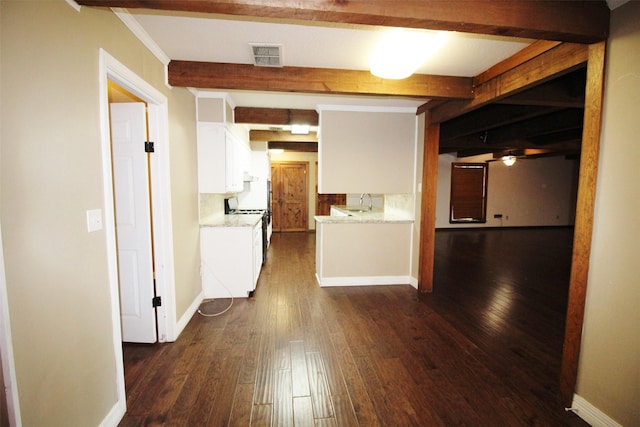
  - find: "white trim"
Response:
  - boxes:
[0,226,22,427]
[317,104,418,114]
[98,400,126,427]
[112,9,170,66]
[98,48,178,425]
[111,8,172,89]
[569,394,623,427]
[176,292,204,337]
[146,102,178,343]
[64,0,81,12]
[98,49,127,426]
[317,275,413,287]
[408,276,418,288]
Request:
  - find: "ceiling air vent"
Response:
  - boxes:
[250,43,283,67]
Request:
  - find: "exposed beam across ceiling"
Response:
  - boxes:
[168,61,473,99]
[440,105,566,142]
[268,141,318,153]
[77,0,609,43]
[496,70,587,108]
[235,107,318,126]
[430,42,589,123]
[440,108,584,154]
[78,1,597,160]
[250,130,317,143]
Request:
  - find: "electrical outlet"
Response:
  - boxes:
[86,209,103,232]
[494,214,503,219]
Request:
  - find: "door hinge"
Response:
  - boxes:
[145,141,155,153]
[152,296,162,307]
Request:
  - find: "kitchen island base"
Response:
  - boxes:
[315,221,415,287]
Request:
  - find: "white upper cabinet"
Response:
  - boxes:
[196,95,250,194]
[318,106,417,194]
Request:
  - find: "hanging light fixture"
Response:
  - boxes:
[502,155,517,166]
[370,29,446,80]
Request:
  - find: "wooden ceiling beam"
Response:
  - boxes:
[235,107,318,126]
[169,61,472,99]
[431,42,589,123]
[441,108,584,149]
[440,105,562,141]
[250,130,318,143]
[496,70,586,108]
[473,41,562,86]
[77,0,609,43]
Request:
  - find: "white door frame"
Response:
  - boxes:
[98,48,177,423]
[0,223,21,426]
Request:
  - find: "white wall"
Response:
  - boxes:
[436,154,578,228]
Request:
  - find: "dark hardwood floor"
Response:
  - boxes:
[120,228,588,426]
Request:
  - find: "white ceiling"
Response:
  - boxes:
[127,10,533,111]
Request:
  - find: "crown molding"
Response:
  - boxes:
[112,8,171,67]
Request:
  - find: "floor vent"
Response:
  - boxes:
[250,43,283,67]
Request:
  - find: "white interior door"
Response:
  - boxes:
[110,102,157,343]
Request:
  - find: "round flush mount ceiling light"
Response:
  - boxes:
[502,155,517,166]
[370,29,447,79]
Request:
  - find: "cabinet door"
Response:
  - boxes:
[197,123,226,193]
[201,227,254,298]
[252,222,263,286]
[224,129,247,193]
[197,123,249,194]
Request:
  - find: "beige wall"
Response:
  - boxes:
[0,1,199,425]
[168,90,200,318]
[575,2,640,425]
[436,154,579,228]
[317,222,412,280]
[319,109,416,194]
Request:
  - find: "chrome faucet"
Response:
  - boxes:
[359,193,373,210]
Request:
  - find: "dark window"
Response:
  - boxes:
[449,162,488,223]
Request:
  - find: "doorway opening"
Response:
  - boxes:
[108,84,159,344]
[271,161,309,232]
[98,48,176,421]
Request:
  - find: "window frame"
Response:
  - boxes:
[449,162,489,224]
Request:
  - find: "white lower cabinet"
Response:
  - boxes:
[200,222,263,298]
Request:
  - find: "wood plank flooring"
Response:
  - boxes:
[119,228,588,426]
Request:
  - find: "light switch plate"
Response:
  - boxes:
[86,209,103,233]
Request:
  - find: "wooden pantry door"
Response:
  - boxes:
[272,162,308,232]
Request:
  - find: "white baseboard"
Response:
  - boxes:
[99,398,126,427]
[408,276,418,288]
[317,275,412,287]
[174,291,204,340]
[570,394,622,427]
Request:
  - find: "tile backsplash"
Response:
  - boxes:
[199,193,225,224]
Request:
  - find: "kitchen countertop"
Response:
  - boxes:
[200,214,263,227]
[315,205,413,224]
